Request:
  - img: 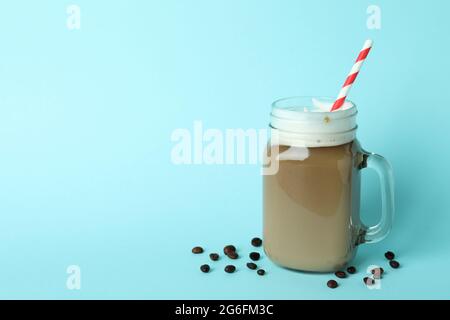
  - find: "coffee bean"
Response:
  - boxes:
[192,246,204,254]
[209,253,219,261]
[385,251,395,260]
[249,252,261,261]
[363,277,375,286]
[224,245,236,256]
[371,267,384,279]
[335,271,347,279]
[247,262,257,270]
[257,269,266,276]
[327,280,338,289]
[371,267,384,274]
[225,265,236,273]
[227,251,239,260]
[200,264,210,273]
[346,266,357,274]
[389,260,400,269]
[251,237,263,247]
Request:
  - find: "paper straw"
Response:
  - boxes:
[331,39,373,112]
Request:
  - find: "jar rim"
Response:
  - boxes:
[270,96,358,147]
[272,96,357,121]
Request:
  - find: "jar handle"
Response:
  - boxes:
[359,151,395,243]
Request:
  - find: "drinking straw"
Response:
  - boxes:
[331,39,373,112]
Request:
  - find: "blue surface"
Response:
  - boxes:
[0,0,449,299]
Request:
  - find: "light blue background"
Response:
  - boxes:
[0,0,449,299]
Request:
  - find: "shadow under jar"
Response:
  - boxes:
[263,97,394,273]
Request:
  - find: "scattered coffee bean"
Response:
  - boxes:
[363,277,375,286]
[227,251,239,260]
[372,267,384,274]
[389,260,400,269]
[249,252,261,261]
[335,271,347,279]
[327,280,338,289]
[251,237,263,247]
[247,262,257,270]
[225,265,236,273]
[346,266,357,274]
[257,269,266,276]
[224,245,236,256]
[209,253,219,261]
[385,251,395,260]
[200,264,210,273]
[192,246,204,254]
[371,267,384,279]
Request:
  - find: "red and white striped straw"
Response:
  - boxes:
[331,39,373,112]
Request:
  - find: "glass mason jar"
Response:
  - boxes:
[263,97,394,273]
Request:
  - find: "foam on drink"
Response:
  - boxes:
[270,97,357,148]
